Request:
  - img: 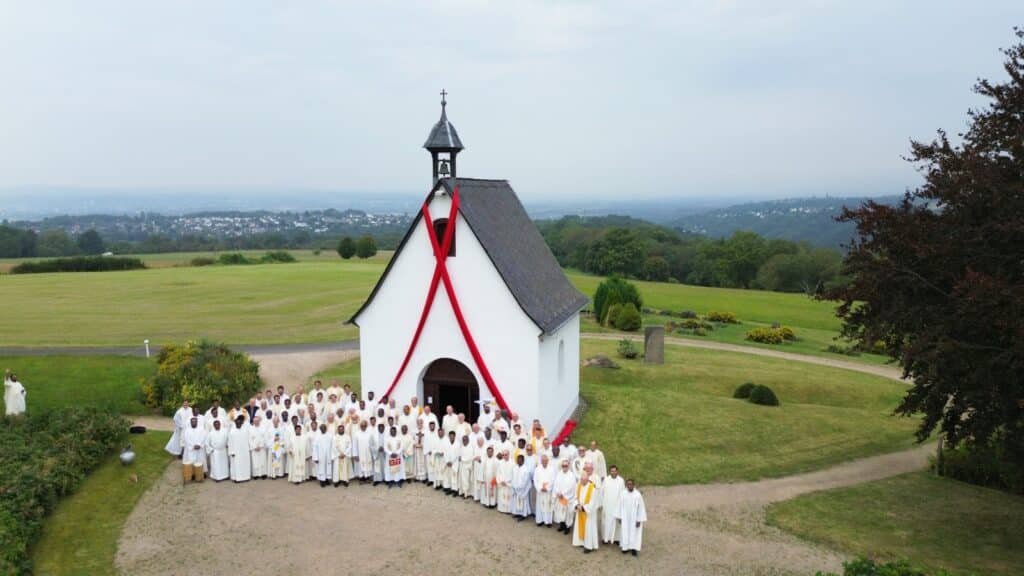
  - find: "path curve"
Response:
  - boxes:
[583,332,905,381]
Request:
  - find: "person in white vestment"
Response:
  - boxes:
[423,422,438,485]
[413,421,428,482]
[433,428,448,490]
[553,459,577,533]
[267,420,287,479]
[442,430,460,494]
[572,472,600,553]
[601,465,626,544]
[249,415,268,479]
[312,423,334,487]
[288,425,309,484]
[384,426,406,487]
[181,416,207,483]
[617,479,647,556]
[472,436,488,501]
[588,441,608,480]
[477,402,494,431]
[227,416,252,482]
[481,446,498,507]
[3,369,27,417]
[352,420,375,482]
[532,454,557,527]
[441,405,458,435]
[372,422,388,485]
[511,454,533,521]
[164,399,191,456]
[400,424,415,479]
[332,424,351,487]
[495,451,514,513]
[205,419,230,482]
[204,402,228,432]
[457,435,475,497]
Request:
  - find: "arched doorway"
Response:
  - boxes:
[422,358,480,423]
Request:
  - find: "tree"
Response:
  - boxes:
[37,230,77,257]
[0,225,37,258]
[757,248,841,293]
[337,236,356,259]
[641,255,671,281]
[592,276,643,324]
[76,229,105,255]
[355,235,377,259]
[823,30,1024,472]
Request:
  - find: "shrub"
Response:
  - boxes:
[826,343,861,356]
[190,257,215,267]
[218,252,252,265]
[778,326,797,341]
[678,310,698,319]
[746,327,785,344]
[749,385,780,406]
[605,304,622,327]
[9,256,146,274]
[706,310,738,324]
[0,407,129,575]
[142,341,263,415]
[617,338,639,359]
[337,237,356,259]
[592,276,643,324]
[936,437,1024,494]
[355,235,377,259]
[733,382,756,399]
[259,250,297,263]
[312,249,322,256]
[614,302,642,331]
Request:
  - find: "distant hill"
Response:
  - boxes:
[670,196,902,249]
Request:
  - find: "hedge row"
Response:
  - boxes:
[0,407,129,574]
[9,256,146,274]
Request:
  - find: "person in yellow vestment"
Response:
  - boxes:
[572,472,600,552]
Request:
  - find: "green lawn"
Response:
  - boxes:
[308,357,362,394]
[0,356,156,415]
[0,254,872,366]
[766,472,1024,576]
[31,431,173,576]
[316,341,917,485]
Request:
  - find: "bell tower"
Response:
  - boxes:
[423,89,464,185]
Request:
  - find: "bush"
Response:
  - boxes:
[614,302,642,331]
[748,385,780,406]
[259,250,297,263]
[733,382,757,399]
[826,343,861,356]
[190,257,215,267]
[337,237,356,259]
[778,326,797,341]
[706,310,738,324]
[746,327,785,344]
[593,276,643,324]
[617,339,639,359]
[678,310,698,319]
[937,437,1024,494]
[142,341,263,415]
[355,235,377,259]
[817,557,950,576]
[9,256,146,274]
[218,252,252,265]
[605,304,623,328]
[0,407,129,575]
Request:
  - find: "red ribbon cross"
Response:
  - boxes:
[379,187,511,412]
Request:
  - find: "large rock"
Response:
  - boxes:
[583,355,620,369]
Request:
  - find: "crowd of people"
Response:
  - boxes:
[166,380,648,555]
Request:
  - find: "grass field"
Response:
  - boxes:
[308,357,361,394]
[766,472,1024,576]
[30,431,173,576]
[0,356,156,415]
[0,252,875,365]
[315,340,916,485]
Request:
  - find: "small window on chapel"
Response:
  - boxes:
[433,218,456,257]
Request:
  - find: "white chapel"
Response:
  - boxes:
[349,94,588,435]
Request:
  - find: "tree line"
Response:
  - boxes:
[537,216,843,293]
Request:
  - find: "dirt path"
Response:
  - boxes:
[583,332,905,381]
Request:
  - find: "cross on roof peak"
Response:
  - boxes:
[440,89,448,109]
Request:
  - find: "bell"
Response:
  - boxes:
[438,159,451,177]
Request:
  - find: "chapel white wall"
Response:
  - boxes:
[357,191,556,426]
[536,313,580,432]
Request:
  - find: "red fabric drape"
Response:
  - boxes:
[378,187,510,412]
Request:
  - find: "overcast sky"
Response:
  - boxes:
[1,1,1021,202]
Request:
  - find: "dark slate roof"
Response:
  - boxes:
[349,177,588,335]
[423,106,464,151]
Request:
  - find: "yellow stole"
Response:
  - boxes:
[576,481,595,541]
